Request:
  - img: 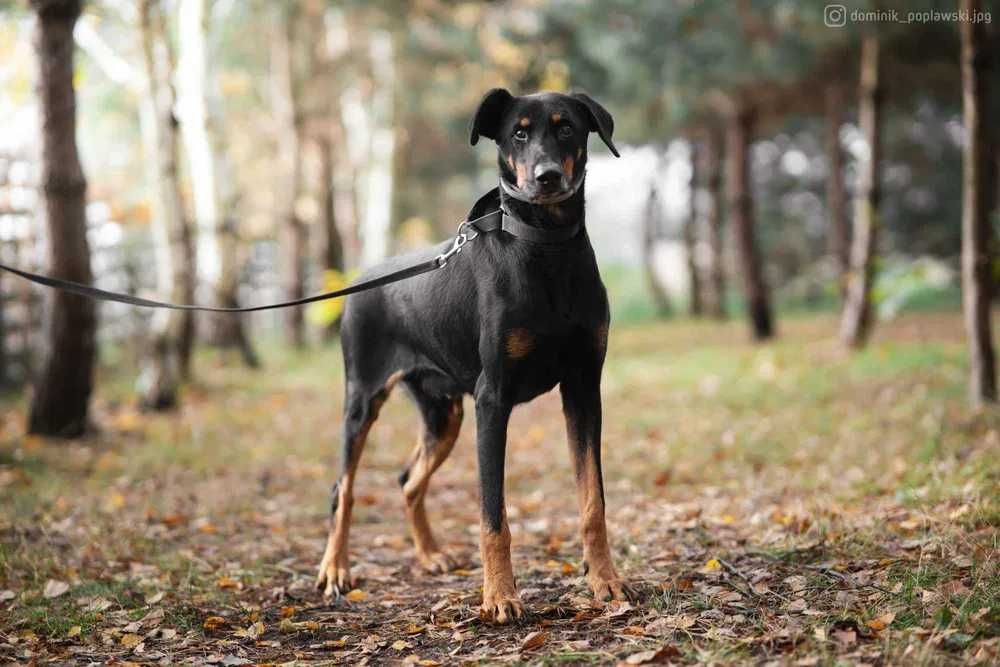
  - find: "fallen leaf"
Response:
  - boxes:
[521,630,549,651]
[622,625,645,636]
[833,629,856,646]
[280,606,296,619]
[43,580,69,599]
[67,626,81,638]
[701,558,721,572]
[145,591,164,605]
[120,633,142,648]
[345,589,367,602]
[203,616,227,631]
[0,590,15,602]
[866,612,895,632]
[392,640,411,651]
[405,623,424,635]
[624,645,681,664]
[787,598,807,613]
[216,576,240,590]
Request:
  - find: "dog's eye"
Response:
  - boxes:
[513,129,528,142]
[557,125,574,139]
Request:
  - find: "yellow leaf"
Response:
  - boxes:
[561,562,576,575]
[216,576,240,590]
[67,626,81,638]
[120,633,142,647]
[345,589,367,602]
[392,639,410,651]
[867,612,895,632]
[279,618,296,634]
[405,623,424,635]
[702,558,721,572]
[203,616,227,631]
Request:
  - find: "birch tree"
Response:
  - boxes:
[136,0,196,409]
[177,0,258,366]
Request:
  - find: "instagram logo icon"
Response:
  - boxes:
[825,4,848,27]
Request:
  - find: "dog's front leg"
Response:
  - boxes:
[560,348,636,603]
[474,381,523,624]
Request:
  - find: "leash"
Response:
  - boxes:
[0,192,580,313]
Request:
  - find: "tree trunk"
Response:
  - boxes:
[726,103,773,340]
[359,30,397,268]
[272,3,307,347]
[960,0,997,406]
[642,186,671,317]
[137,0,196,409]
[703,128,726,318]
[825,84,850,300]
[684,140,704,316]
[177,0,258,367]
[840,34,882,348]
[27,0,97,437]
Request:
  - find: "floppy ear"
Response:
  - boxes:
[572,92,620,157]
[470,88,513,146]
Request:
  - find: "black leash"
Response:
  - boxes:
[0,195,580,313]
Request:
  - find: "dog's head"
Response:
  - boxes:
[470,89,619,204]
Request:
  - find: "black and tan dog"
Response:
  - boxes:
[315,88,635,623]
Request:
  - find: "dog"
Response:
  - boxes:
[315,88,635,624]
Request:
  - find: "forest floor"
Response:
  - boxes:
[1,312,998,666]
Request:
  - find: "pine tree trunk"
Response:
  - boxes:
[27,0,97,437]
[960,0,997,406]
[177,0,258,367]
[272,3,307,347]
[137,0,196,409]
[840,34,882,348]
[825,84,850,300]
[704,128,726,319]
[684,140,704,316]
[642,187,671,317]
[726,103,773,340]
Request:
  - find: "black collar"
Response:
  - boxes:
[466,187,582,244]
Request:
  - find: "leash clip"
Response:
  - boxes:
[436,222,470,267]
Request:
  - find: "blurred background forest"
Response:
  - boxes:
[0,0,997,418]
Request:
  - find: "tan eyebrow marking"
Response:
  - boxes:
[519,117,530,127]
[551,113,562,123]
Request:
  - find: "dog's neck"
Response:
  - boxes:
[498,180,585,230]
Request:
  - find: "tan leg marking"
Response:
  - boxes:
[316,371,404,597]
[479,512,524,624]
[402,398,462,573]
[566,418,634,603]
[505,328,535,360]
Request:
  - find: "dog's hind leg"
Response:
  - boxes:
[316,371,403,598]
[398,386,463,573]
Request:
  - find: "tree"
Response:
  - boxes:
[271,2,307,347]
[959,0,997,406]
[27,0,97,437]
[136,0,196,409]
[177,0,258,367]
[825,84,850,299]
[684,140,703,316]
[701,127,727,319]
[641,186,671,317]
[727,102,773,340]
[840,33,882,348]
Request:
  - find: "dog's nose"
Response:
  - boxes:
[534,163,562,187]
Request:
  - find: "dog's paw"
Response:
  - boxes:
[588,575,639,603]
[315,558,352,599]
[479,591,525,624]
[417,549,459,574]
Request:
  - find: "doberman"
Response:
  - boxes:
[315,88,635,624]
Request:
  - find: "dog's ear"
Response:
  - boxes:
[572,92,620,157]
[470,88,513,146]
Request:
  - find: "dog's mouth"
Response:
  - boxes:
[503,175,581,205]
